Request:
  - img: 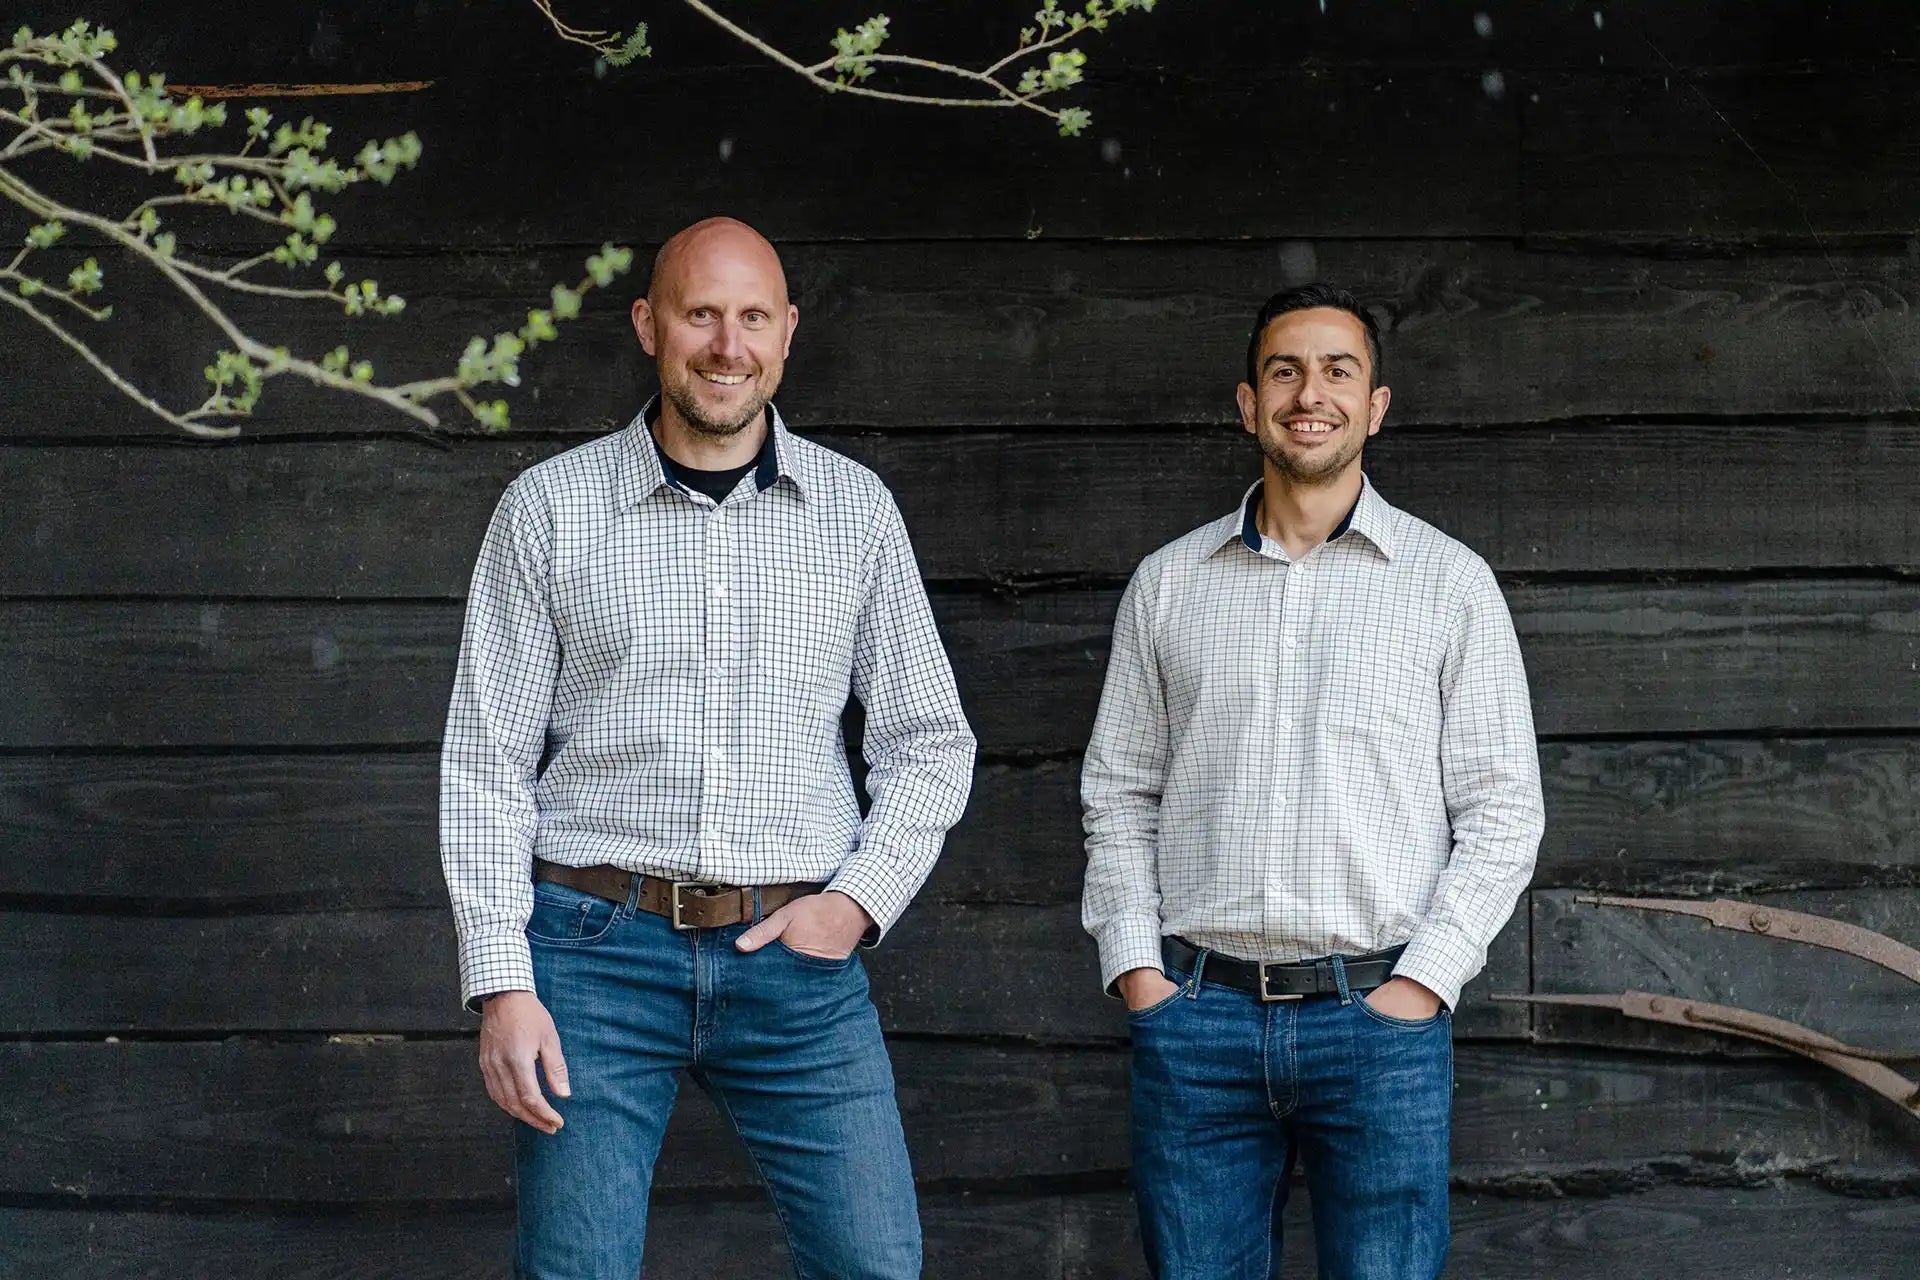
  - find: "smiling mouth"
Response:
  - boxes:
[1282,418,1340,436]
[697,370,749,386]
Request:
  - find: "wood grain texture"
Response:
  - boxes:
[6,1185,1917,1279]
[5,67,1516,251]
[5,1042,1916,1205]
[0,898,1524,1038]
[6,741,1915,915]
[9,243,1920,437]
[10,422,1920,596]
[1530,887,1920,1054]
[14,0,1913,82]
[1522,71,1920,245]
[7,582,1918,751]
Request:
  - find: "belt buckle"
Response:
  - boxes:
[1258,962,1305,1003]
[669,880,719,930]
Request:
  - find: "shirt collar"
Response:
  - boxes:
[1215,474,1398,561]
[613,396,806,509]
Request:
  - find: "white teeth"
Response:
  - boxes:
[698,371,747,385]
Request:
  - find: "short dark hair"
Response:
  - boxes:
[1244,283,1384,389]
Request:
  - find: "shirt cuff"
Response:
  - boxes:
[1391,925,1483,1013]
[826,857,915,946]
[458,927,535,1015]
[1096,914,1167,998]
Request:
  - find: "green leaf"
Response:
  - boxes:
[550,283,582,320]
[25,220,65,250]
[1056,106,1093,137]
[471,399,512,433]
[602,23,651,66]
[67,257,103,294]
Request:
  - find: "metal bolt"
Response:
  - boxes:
[1647,997,1667,1014]
[1750,909,1772,932]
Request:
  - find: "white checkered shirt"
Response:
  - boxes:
[1081,477,1543,1009]
[441,402,977,1009]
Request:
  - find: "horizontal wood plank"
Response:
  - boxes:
[6,740,1915,914]
[5,1041,1915,1203]
[10,242,1920,438]
[8,66,1517,252]
[6,1185,1918,1280]
[0,899,1525,1037]
[0,1039,1125,1201]
[11,422,1920,596]
[6,583,1918,751]
[1522,71,1920,245]
[1530,887,1920,1054]
[25,0,1913,83]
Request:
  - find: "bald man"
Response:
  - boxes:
[441,218,977,1278]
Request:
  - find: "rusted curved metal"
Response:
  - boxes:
[1576,895,1920,986]
[1497,991,1920,1119]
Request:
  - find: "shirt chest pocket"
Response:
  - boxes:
[757,567,864,698]
[1323,624,1443,747]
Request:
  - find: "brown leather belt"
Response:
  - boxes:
[533,858,823,930]
[1165,937,1406,1002]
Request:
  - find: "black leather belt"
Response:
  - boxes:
[1163,936,1406,1002]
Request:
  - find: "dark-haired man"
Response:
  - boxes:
[442,217,976,1279]
[1082,284,1543,1279]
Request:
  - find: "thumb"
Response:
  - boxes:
[541,1031,571,1098]
[735,902,791,952]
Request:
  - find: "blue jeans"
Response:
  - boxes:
[515,881,920,1279]
[1128,952,1453,1280]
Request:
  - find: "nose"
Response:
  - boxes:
[1293,370,1329,409]
[709,319,746,362]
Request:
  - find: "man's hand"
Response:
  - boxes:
[1118,966,1181,1011]
[479,990,570,1134]
[1363,976,1443,1020]
[735,890,872,960]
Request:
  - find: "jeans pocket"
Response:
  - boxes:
[1125,969,1191,1024]
[774,937,858,970]
[526,882,618,946]
[1355,995,1448,1031]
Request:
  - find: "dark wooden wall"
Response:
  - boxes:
[4,2,1919,1274]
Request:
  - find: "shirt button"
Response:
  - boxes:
[708,746,723,762]
[1285,636,1299,650]
[1278,718,1293,731]
[1276,796,1288,809]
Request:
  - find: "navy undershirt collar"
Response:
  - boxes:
[1241,483,1360,554]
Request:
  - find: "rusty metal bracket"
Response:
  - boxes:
[1496,991,1920,1120]
[1577,894,1920,986]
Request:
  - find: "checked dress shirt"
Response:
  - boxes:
[1082,477,1544,1009]
[442,401,977,1009]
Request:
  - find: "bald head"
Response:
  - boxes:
[632,217,798,448]
[647,217,789,310]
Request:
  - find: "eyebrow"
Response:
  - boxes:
[1263,351,1363,371]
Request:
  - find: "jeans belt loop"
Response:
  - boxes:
[1186,946,1208,998]
[1331,953,1353,1005]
